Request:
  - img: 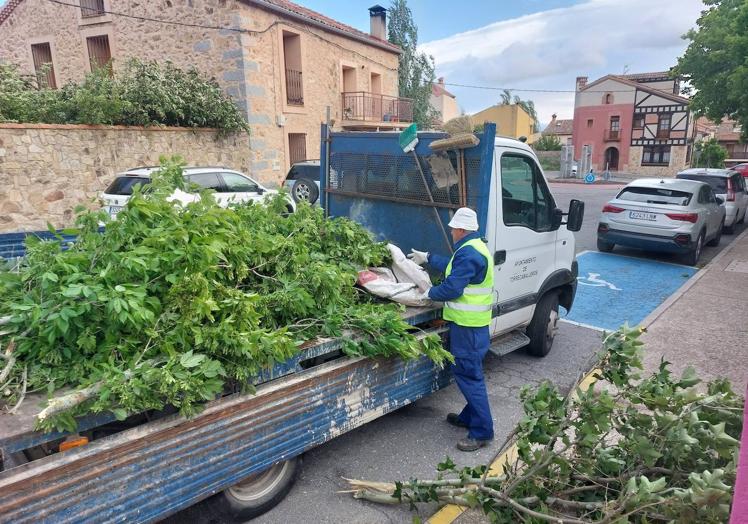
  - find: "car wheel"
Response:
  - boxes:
[724,221,735,234]
[222,457,301,520]
[526,292,559,358]
[707,220,724,247]
[292,178,319,204]
[685,231,704,266]
[597,238,615,253]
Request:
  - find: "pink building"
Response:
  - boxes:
[572,72,692,177]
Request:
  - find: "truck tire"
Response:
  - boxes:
[526,292,559,358]
[292,178,319,204]
[222,457,301,521]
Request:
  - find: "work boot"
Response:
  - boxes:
[456,436,492,452]
[446,413,468,428]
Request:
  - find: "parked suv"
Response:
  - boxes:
[101,166,294,218]
[283,160,320,204]
[597,178,725,265]
[676,168,748,233]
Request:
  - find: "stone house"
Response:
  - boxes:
[429,77,459,126]
[572,71,693,177]
[0,0,410,186]
[542,114,573,145]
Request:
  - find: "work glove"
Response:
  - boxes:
[408,249,429,266]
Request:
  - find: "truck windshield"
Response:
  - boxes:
[617,187,692,206]
[105,177,151,195]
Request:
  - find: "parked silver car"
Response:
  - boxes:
[597,178,726,265]
[675,168,748,233]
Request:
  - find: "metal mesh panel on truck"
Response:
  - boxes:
[328,150,482,210]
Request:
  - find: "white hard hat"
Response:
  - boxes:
[448,207,479,231]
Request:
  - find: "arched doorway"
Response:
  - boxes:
[604,147,619,171]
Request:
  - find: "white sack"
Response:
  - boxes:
[356,244,434,307]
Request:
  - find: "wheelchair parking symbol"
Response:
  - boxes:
[577,272,621,291]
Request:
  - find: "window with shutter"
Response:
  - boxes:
[86,35,112,72]
[288,134,307,165]
[80,0,105,18]
[31,43,57,89]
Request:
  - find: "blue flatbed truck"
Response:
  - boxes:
[0,123,583,522]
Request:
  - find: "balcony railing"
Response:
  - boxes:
[341,92,413,123]
[728,151,748,159]
[285,69,303,106]
[604,129,621,141]
[656,129,671,139]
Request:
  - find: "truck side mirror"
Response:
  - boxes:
[551,208,564,231]
[565,199,585,232]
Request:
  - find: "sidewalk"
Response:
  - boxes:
[640,227,748,388]
[448,229,748,524]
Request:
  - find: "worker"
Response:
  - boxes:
[408,207,494,452]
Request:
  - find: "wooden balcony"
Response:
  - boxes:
[604,129,621,141]
[341,92,413,129]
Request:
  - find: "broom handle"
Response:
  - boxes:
[411,150,453,254]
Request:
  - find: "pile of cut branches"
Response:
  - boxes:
[0,157,450,432]
[345,326,743,523]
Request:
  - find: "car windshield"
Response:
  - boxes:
[105,176,151,195]
[617,187,692,206]
[677,174,727,193]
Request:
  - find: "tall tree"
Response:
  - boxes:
[388,0,437,129]
[675,0,748,139]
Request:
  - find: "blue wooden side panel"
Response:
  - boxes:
[0,354,451,523]
[321,124,496,261]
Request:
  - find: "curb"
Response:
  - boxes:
[640,226,748,329]
[426,366,602,524]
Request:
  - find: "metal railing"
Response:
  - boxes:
[604,129,621,141]
[728,151,748,159]
[285,69,303,106]
[341,92,413,123]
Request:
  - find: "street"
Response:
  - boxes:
[168,182,746,524]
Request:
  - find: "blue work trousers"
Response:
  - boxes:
[448,323,494,441]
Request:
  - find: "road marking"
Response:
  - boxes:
[577,272,622,291]
[565,252,697,331]
[427,367,602,524]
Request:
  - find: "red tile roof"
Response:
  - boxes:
[0,0,23,25]
[618,71,671,81]
[242,0,400,53]
[542,118,573,136]
[432,81,455,99]
[2,0,401,54]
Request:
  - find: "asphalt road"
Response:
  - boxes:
[167,183,745,524]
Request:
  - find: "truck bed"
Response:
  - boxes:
[0,306,440,453]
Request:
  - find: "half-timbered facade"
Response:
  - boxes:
[572,73,692,177]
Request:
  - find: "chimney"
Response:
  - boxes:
[369,5,387,40]
[438,77,445,85]
[576,76,588,91]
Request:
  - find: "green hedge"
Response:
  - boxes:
[0,59,249,134]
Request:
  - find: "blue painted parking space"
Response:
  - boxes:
[563,251,697,331]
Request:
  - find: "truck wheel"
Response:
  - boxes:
[526,292,559,358]
[222,457,300,521]
[597,239,614,252]
[292,178,319,204]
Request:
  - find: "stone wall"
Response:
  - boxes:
[0,0,401,185]
[0,123,252,233]
[627,145,689,178]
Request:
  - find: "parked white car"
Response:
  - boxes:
[597,178,726,265]
[675,168,748,233]
[101,166,295,218]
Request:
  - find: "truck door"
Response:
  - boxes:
[490,150,558,336]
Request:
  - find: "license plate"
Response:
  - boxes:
[629,211,657,221]
[108,205,123,216]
